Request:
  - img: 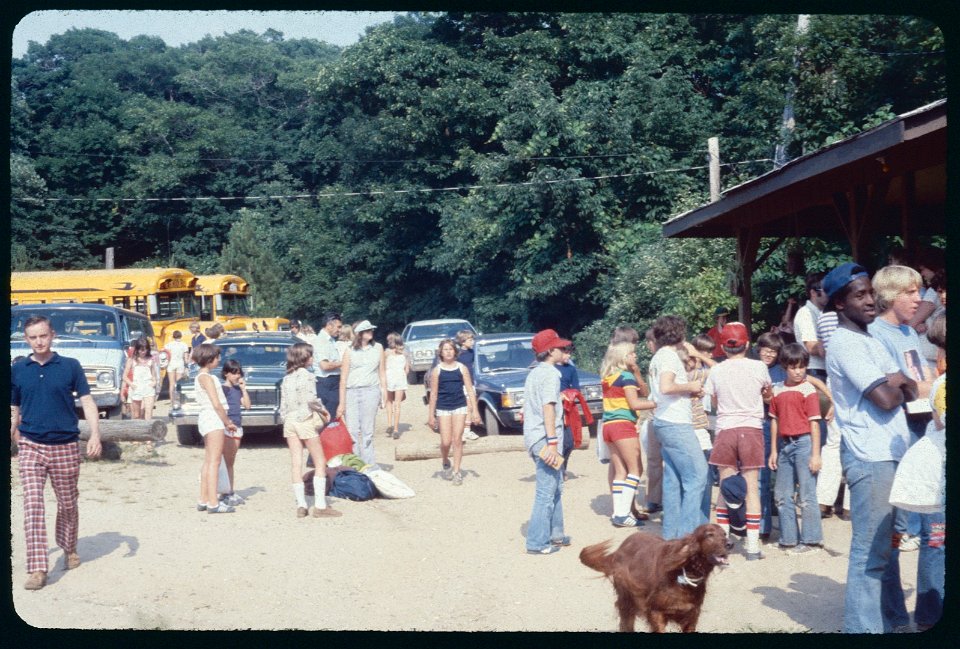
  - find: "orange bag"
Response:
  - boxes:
[320,417,354,459]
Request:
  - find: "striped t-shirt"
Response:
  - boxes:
[602,370,639,424]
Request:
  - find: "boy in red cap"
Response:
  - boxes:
[704,322,773,559]
[523,329,571,554]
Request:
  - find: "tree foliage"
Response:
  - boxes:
[10,13,946,350]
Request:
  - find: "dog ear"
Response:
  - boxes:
[661,538,697,571]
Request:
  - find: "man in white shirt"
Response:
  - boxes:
[793,272,829,380]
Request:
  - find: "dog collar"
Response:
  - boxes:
[677,567,703,588]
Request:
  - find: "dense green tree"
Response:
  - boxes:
[9,14,945,344]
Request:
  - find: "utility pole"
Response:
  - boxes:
[105,247,115,269]
[708,137,720,202]
[774,14,809,169]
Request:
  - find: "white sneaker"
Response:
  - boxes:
[899,534,921,552]
[462,429,479,441]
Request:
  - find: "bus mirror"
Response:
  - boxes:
[147,295,159,315]
[214,294,223,312]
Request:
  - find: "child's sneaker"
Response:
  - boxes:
[452,471,463,486]
[220,492,244,507]
[791,544,821,555]
[745,551,765,561]
[611,515,644,528]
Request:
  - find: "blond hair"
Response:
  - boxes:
[599,342,635,378]
[873,265,922,313]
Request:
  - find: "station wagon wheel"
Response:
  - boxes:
[483,407,500,436]
[176,425,201,446]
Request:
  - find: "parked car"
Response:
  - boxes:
[470,333,603,436]
[170,332,293,445]
[401,318,477,384]
[10,303,157,419]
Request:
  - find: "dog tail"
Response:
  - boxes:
[579,539,614,575]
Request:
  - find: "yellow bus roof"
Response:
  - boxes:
[195,274,249,295]
[11,268,198,295]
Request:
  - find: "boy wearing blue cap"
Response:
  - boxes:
[823,261,917,633]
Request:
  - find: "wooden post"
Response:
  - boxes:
[105,247,115,269]
[708,137,721,202]
[736,228,760,332]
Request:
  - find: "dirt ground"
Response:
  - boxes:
[10,382,922,632]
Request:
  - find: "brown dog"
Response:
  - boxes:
[580,523,729,632]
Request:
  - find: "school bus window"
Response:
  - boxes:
[220,293,251,316]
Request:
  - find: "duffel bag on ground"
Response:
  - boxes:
[329,468,377,501]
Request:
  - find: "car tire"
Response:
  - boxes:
[483,407,501,436]
[176,425,201,446]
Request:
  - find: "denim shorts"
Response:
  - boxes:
[436,406,467,417]
[709,426,765,469]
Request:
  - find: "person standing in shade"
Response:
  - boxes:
[337,320,386,467]
[821,262,917,633]
[706,306,731,362]
[523,329,571,555]
[314,312,344,424]
[11,316,103,591]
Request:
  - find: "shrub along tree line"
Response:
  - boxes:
[10,13,945,366]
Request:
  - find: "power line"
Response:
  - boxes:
[14,158,774,204]
[30,148,707,166]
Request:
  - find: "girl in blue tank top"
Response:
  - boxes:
[427,339,480,486]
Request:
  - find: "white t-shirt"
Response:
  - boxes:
[164,339,189,369]
[648,346,692,424]
[704,357,771,430]
[793,300,825,370]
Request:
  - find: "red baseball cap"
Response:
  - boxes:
[719,322,749,348]
[531,329,572,354]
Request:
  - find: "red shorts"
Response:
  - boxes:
[709,427,765,469]
[602,420,637,443]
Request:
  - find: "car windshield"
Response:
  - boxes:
[217,343,288,369]
[407,322,475,341]
[476,339,535,373]
[10,308,119,341]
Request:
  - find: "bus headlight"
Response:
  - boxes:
[96,371,115,388]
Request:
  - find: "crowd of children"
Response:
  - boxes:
[180,249,945,633]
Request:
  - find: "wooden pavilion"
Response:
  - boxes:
[662,99,947,329]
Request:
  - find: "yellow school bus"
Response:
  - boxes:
[195,274,290,332]
[10,268,203,349]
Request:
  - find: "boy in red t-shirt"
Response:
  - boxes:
[767,342,824,553]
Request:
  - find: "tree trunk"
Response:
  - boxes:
[394,436,527,461]
[78,418,168,442]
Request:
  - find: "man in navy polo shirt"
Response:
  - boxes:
[11,316,102,591]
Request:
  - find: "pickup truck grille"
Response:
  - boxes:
[248,389,277,407]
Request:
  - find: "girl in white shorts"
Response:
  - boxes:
[193,343,237,514]
[220,359,250,507]
[384,332,410,439]
[280,342,342,519]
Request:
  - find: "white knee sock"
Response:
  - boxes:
[292,482,307,508]
[613,475,641,518]
[313,476,327,510]
[746,512,761,553]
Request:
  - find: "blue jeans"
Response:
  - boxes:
[773,434,823,546]
[653,419,709,540]
[915,511,945,627]
[841,445,907,633]
[526,444,565,551]
[345,385,380,466]
[760,419,773,535]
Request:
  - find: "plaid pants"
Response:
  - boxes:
[17,438,81,574]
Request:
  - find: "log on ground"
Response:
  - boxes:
[78,418,168,442]
[395,435,526,461]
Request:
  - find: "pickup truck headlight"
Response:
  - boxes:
[96,370,115,388]
[581,384,603,401]
[501,390,525,408]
